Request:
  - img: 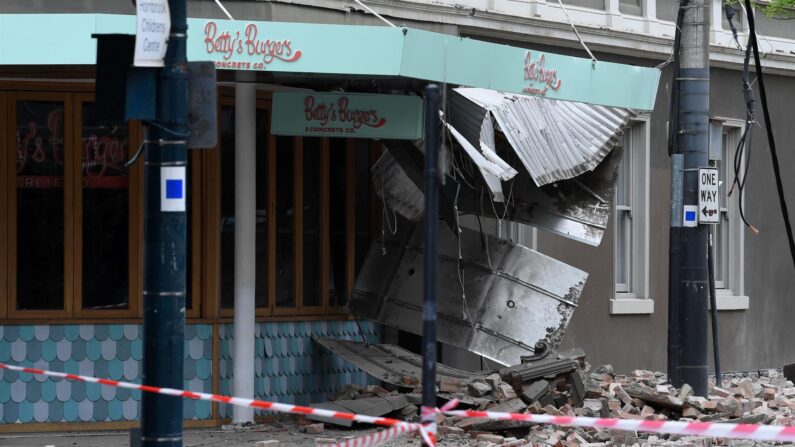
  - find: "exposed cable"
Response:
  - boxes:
[667,0,688,156]
[555,0,598,63]
[723,4,743,50]
[214,0,235,20]
[352,0,397,28]
[725,8,759,234]
[743,0,795,269]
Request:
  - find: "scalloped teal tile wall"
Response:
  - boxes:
[218,320,380,418]
[0,324,213,424]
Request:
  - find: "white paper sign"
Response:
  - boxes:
[698,167,719,224]
[134,0,171,67]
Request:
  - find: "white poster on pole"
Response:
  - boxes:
[134,0,171,67]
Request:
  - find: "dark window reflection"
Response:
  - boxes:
[15,100,66,310]
[275,137,295,307]
[303,138,322,307]
[354,141,373,275]
[255,109,269,309]
[328,140,347,306]
[220,106,235,309]
[81,103,130,310]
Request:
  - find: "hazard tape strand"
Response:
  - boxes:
[3,361,795,444]
[0,362,421,447]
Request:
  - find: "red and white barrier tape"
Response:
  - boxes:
[3,361,795,444]
[442,409,795,442]
[0,362,421,447]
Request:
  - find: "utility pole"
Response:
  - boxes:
[421,84,440,446]
[140,0,188,445]
[672,0,710,395]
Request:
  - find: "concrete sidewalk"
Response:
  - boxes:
[0,422,427,447]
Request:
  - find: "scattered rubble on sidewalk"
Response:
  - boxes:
[307,339,795,446]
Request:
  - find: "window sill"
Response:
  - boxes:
[711,294,749,311]
[609,296,654,315]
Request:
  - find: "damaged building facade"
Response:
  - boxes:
[1,0,795,432]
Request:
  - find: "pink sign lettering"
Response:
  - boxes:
[303,95,386,134]
[204,21,302,70]
[523,51,562,96]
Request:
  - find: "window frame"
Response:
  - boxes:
[0,91,6,320]
[1,83,203,322]
[7,91,76,320]
[610,116,653,315]
[73,92,140,319]
[709,118,749,310]
[211,91,372,318]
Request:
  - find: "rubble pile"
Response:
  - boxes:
[308,363,795,446]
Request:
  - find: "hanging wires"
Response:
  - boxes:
[724,2,758,233]
[379,146,398,256]
[667,0,688,155]
[554,0,598,63]
[743,0,795,269]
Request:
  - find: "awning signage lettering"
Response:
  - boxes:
[272,92,424,140]
[523,51,562,96]
[203,21,302,70]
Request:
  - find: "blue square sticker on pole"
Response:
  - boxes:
[161,166,186,212]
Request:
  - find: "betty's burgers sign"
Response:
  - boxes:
[272,92,424,140]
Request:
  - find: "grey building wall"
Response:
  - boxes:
[544,56,795,374]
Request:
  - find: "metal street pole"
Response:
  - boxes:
[141,0,188,445]
[675,0,710,395]
[421,84,440,446]
[667,153,683,386]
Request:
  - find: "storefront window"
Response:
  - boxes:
[15,100,66,310]
[355,141,374,275]
[255,110,270,309]
[80,103,130,310]
[302,138,322,307]
[275,136,296,307]
[220,106,236,310]
[328,140,348,307]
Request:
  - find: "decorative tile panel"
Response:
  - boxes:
[0,324,213,424]
[218,320,380,418]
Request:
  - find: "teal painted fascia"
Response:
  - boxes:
[398,28,661,110]
[0,14,659,110]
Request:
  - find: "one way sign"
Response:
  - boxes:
[698,167,720,224]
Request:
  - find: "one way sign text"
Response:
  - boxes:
[698,167,720,224]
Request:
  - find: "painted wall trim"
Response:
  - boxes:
[609,297,654,315]
[713,295,750,311]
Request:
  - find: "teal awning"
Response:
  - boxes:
[0,14,660,110]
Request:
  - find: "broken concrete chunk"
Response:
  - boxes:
[302,423,324,435]
[521,380,550,404]
[255,441,280,447]
[439,378,464,393]
[468,381,492,397]
[476,434,505,444]
[495,383,518,401]
[610,384,633,406]
[677,383,694,399]
[486,373,502,388]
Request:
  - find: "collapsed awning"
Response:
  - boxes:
[448,88,636,188]
[350,221,588,366]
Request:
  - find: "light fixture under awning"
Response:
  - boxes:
[449,87,636,187]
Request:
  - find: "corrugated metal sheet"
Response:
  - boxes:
[350,221,588,366]
[450,87,636,187]
[457,146,623,247]
[372,149,424,222]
